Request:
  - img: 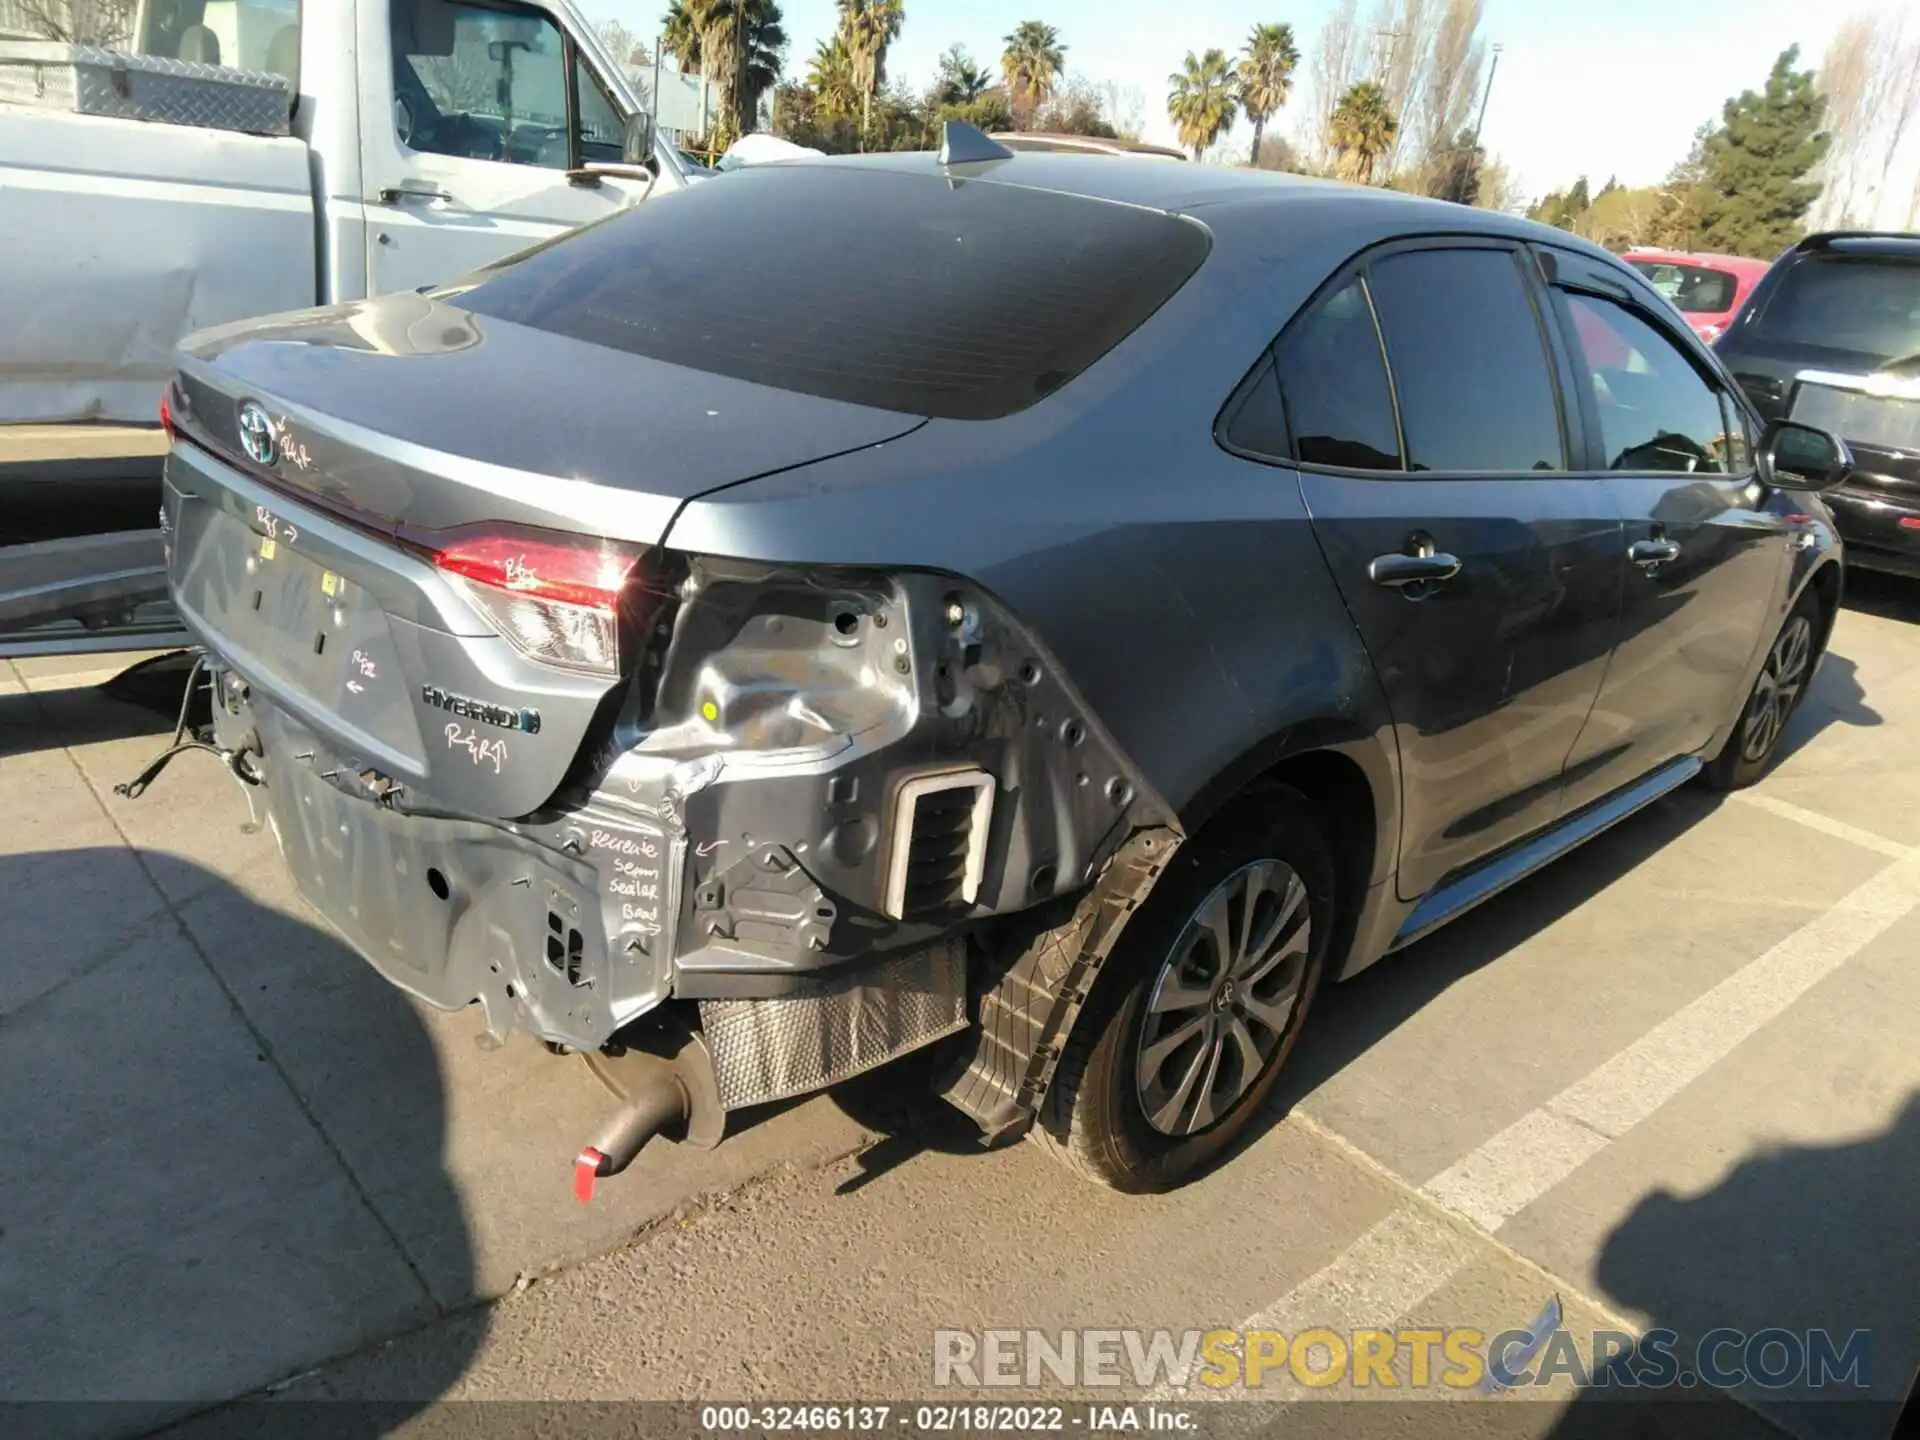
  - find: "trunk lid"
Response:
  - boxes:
[165,291,925,819]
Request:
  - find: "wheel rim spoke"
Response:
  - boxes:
[1139,1013,1209,1076]
[1136,858,1312,1137]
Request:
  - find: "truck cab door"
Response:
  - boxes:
[362,0,654,295]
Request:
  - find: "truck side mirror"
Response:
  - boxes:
[1758,419,1853,493]
[623,111,656,166]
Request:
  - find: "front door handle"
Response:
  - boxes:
[378,180,459,207]
[1629,538,1681,568]
[1368,551,1463,588]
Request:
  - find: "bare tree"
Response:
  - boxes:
[1817,11,1920,228]
[1300,0,1363,170]
[1816,16,1880,227]
[1473,153,1524,213]
[11,0,136,46]
[594,18,651,69]
[1872,22,1920,217]
[1093,78,1146,141]
[1411,0,1485,186]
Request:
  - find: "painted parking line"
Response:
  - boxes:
[1169,836,1920,1399]
[1728,791,1910,859]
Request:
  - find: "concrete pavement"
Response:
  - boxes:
[2,579,1917,1440]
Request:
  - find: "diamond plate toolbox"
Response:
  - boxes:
[0,42,290,136]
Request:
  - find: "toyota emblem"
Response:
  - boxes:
[237,401,277,467]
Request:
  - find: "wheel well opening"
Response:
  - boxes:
[1209,749,1378,980]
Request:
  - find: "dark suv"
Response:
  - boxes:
[1716,231,1920,577]
[150,136,1853,1197]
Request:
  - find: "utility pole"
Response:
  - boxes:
[1471,42,1504,150]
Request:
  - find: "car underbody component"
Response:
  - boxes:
[574,1024,724,1203]
[699,936,968,1110]
[939,826,1179,1140]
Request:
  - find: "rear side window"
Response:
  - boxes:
[1366,248,1565,473]
[455,165,1211,420]
[1748,255,1920,360]
[1272,276,1402,470]
[1626,260,1736,314]
[1563,293,1733,474]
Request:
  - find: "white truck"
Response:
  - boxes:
[1,0,693,655]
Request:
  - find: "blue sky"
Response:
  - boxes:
[583,0,1919,219]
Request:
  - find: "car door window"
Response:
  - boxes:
[575,53,625,163]
[1564,293,1733,474]
[1272,276,1402,471]
[1365,248,1566,473]
[391,0,572,170]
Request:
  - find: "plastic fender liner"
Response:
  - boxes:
[938,825,1181,1140]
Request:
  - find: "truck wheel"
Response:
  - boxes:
[1035,786,1335,1192]
[1702,589,1823,792]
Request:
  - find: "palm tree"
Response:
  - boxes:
[1328,80,1397,184]
[660,0,703,73]
[736,0,788,134]
[1001,21,1066,131]
[934,43,992,106]
[808,35,859,119]
[1236,23,1298,167]
[1166,48,1235,162]
[836,0,904,145]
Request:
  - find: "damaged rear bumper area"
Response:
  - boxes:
[188,536,1179,1132]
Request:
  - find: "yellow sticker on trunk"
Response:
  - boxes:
[259,538,277,560]
[321,571,340,597]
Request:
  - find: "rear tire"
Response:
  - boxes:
[1702,588,1824,792]
[1035,786,1336,1192]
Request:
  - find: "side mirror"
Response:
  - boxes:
[1758,419,1853,493]
[622,110,656,167]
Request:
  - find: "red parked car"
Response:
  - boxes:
[1621,248,1771,344]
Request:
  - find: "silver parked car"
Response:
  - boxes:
[151,128,1850,1198]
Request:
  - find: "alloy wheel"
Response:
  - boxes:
[1740,613,1814,763]
[1134,859,1311,1137]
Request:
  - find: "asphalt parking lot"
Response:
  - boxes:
[2,577,1917,1440]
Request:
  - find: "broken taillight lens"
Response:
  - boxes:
[428,526,654,678]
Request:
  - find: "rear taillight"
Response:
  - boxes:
[159,387,175,442]
[427,526,654,678]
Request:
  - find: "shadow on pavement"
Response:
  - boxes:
[1537,1092,1920,1440]
[0,848,480,1440]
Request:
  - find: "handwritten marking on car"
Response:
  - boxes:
[694,839,727,857]
[444,723,506,773]
[589,828,660,859]
[350,650,378,679]
[253,504,298,545]
[346,680,364,694]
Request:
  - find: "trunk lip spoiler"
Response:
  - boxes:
[171,355,685,547]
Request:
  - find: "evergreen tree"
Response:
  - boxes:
[1650,122,1716,249]
[1694,46,1829,258]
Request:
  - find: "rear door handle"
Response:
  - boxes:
[1368,551,1462,588]
[1629,538,1681,568]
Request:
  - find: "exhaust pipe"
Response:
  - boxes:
[574,1077,689,1203]
[574,1024,724,1204]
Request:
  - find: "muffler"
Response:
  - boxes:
[573,1024,724,1204]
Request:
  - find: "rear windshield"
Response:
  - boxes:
[1749,255,1920,360]
[1625,260,1736,314]
[454,164,1212,420]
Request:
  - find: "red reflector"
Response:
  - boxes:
[430,530,641,610]
[158,388,174,441]
[1900,517,1920,532]
[574,1146,608,1204]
